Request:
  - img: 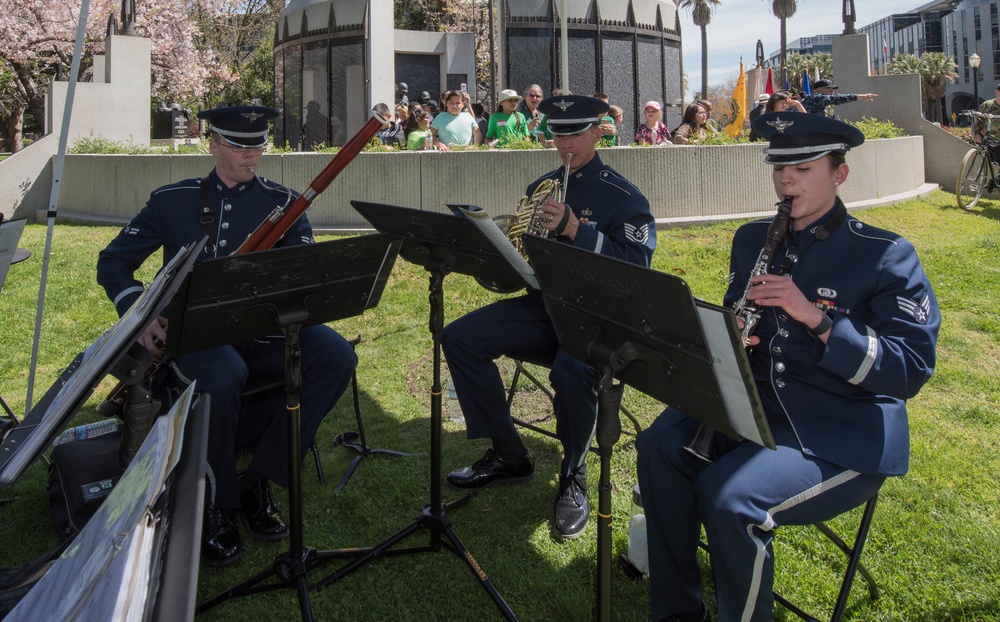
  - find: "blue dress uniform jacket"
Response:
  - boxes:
[724,199,940,476]
[636,199,939,621]
[526,153,655,266]
[98,170,311,316]
[443,153,655,475]
[97,169,355,509]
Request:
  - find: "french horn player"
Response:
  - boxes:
[442,95,657,540]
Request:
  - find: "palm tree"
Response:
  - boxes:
[887,52,923,76]
[786,53,808,91]
[680,0,722,99]
[810,51,833,80]
[888,52,958,122]
[769,0,798,88]
[920,52,958,123]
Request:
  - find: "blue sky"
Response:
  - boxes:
[679,0,927,93]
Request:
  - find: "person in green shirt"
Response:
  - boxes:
[486,89,530,147]
[593,92,618,147]
[974,85,1000,144]
[405,110,434,151]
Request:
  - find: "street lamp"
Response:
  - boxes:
[970,52,981,110]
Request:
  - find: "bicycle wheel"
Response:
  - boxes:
[957,148,987,210]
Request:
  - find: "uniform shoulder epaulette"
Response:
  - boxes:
[596,167,641,196]
[152,177,201,196]
[844,217,900,245]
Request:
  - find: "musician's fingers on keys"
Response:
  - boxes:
[539,198,576,233]
[745,275,821,326]
[138,316,167,357]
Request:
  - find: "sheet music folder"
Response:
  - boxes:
[0,239,206,487]
[523,235,773,449]
[350,201,535,292]
[165,234,401,357]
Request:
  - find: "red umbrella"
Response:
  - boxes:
[764,67,775,95]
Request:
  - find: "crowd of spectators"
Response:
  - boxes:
[372,80,859,150]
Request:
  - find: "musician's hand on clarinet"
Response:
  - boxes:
[745,274,824,329]
[734,316,762,347]
[538,197,579,240]
[138,315,168,361]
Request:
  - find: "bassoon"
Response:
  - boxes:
[98,111,387,418]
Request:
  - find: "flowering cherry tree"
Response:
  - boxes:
[0,0,244,152]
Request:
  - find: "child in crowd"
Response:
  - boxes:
[486,90,530,147]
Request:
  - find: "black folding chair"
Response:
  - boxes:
[699,491,881,622]
[503,353,644,447]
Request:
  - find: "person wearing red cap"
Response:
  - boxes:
[634,100,671,145]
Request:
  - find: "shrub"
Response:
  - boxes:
[68,134,209,154]
[68,135,157,154]
[849,117,908,139]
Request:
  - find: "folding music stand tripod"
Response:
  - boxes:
[330,334,422,491]
[522,235,774,622]
[177,234,402,622]
[311,201,533,621]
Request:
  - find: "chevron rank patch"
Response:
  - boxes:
[625,222,649,244]
[897,294,931,325]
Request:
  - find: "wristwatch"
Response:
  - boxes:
[808,312,834,337]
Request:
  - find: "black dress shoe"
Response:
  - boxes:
[239,479,288,541]
[553,467,589,539]
[661,601,708,622]
[202,503,243,568]
[446,449,534,490]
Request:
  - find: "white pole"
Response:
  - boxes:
[559,0,569,92]
[26,0,91,410]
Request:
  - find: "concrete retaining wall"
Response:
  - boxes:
[46,135,925,229]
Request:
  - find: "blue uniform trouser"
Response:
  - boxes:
[636,408,884,622]
[441,293,597,475]
[173,324,356,508]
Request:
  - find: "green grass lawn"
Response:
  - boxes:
[1,190,998,621]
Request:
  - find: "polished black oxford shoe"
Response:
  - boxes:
[446,448,534,490]
[553,467,589,539]
[202,503,243,568]
[661,601,708,622]
[239,479,288,541]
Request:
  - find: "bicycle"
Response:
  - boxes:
[956,110,1000,210]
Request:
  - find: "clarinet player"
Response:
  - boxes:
[636,113,940,622]
[442,95,656,539]
[97,104,357,568]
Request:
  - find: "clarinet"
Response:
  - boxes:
[683,196,793,462]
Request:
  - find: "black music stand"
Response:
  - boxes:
[0,239,204,489]
[522,235,773,622]
[310,201,528,621]
[331,335,422,491]
[184,234,401,621]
